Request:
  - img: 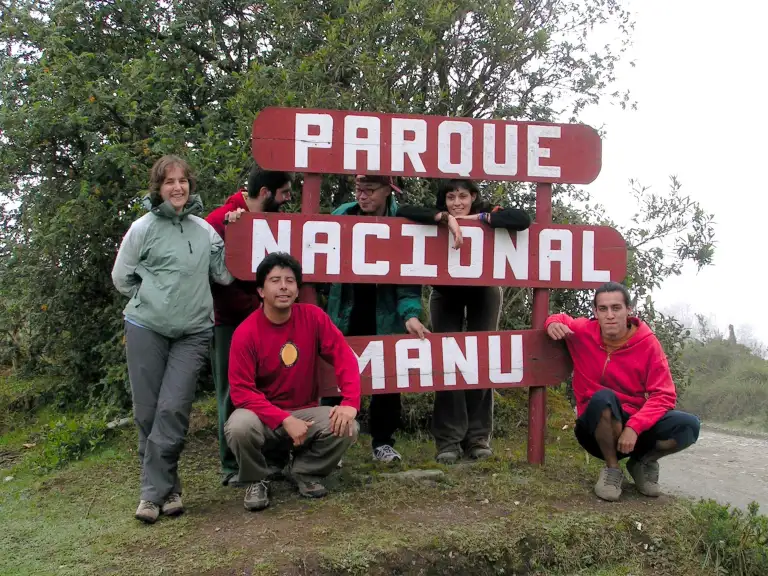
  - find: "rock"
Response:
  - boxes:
[107,417,133,430]
[380,469,445,481]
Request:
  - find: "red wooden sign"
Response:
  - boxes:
[317,329,572,396]
[252,107,602,184]
[225,213,627,289]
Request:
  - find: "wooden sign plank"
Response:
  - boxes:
[252,107,602,184]
[316,329,573,396]
[225,213,627,289]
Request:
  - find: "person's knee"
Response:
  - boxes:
[224,409,265,447]
[589,388,618,407]
[678,412,701,445]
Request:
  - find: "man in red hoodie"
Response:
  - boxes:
[545,282,700,502]
[225,252,360,511]
[206,168,293,485]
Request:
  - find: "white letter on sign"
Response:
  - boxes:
[489,334,523,384]
[344,115,381,171]
[448,226,483,278]
[302,221,340,274]
[355,341,385,390]
[438,121,473,176]
[400,224,438,277]
[442,336,479,386]
[352,223,389,276]
[539,229,573,282]
[295,113,333,169]
[527,125,561,178]
[582,230,610,282]
[493,228,529,280]
[395,339,433,389]
[483,124,518,176]
[391,118,427,173]
[251,220,291,273]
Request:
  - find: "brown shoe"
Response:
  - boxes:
[135,500,160,524]
[291,475,328,498]
[161,493,184,516]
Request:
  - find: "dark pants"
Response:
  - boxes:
[210,324,238,480]
[575,389,701,461]
[321,393,401,449]
[429,286,502,454]
[125,322,212,504]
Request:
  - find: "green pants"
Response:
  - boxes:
[211,324,239,482]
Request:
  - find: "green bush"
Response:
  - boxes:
[33,415,111,472]
[692,500,768,576]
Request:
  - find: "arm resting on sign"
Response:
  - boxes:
[544,313,591,333]
[228,325,290,430]
[396,205,441,224]
[625,339,677,435]
[314,308,361,411]
[488,207,531,231]
[395,284,422,323]
[111,221,146,297]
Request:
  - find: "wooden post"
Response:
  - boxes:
[298,173,322,305]
[528,182,552,465]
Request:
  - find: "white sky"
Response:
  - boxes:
[581,0,768,343]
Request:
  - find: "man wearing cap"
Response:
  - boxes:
[321,175,431,463]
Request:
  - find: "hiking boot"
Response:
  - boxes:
[292,477,328,499]
[468,446,493,460]
[372,445,402,463]
[436,450,460,465]
[161,493,184,516]
[135,500,160,524]
[244,481,270,511]
[627,458,661,497]
[594,467,624,502]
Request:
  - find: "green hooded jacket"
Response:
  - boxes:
[324,195,422,336]
[111,195,234,339]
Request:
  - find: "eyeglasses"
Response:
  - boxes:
[354,184,387,197]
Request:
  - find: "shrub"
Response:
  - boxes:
[33,415,111,472]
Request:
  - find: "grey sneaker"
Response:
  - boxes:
[244,481,270,511]
[627,458,661,497]
[594,466,624,502]
[373,445,402,463]
[161,493,184,516]
[436,450,460,465]
[468,446,493,460]
[293,477,328,499]
[135,500,160,524]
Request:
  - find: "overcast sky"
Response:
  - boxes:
[581,0,768,344]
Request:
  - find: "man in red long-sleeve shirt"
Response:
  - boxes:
[545,282,700,502]
[225,252,361,511]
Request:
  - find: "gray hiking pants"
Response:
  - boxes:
[225,406,358,483]
[429,287,502,454]
[125,321,212,504]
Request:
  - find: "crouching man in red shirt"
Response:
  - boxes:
[225,252,361,511]
[545,282,700,502]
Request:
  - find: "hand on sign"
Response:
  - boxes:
[446,215,463,249]
[405,317,430,339]
[546,322,574,341]
[329,405,358,437]
[282,415,314,446]
[617,427,638,454]
[224,208,245,224]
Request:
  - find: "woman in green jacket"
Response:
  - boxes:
[398,179,531,464]
[111,155,234,524]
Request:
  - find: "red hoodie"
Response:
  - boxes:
[544,313,677,435]
[206,191,262,326]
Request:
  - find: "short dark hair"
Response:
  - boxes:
[436,179,490,214]
[593,282,631,308]
[247,166,292,199]
[255,252,303,288]
[148,155,196,207]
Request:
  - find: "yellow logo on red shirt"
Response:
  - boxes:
[280,342,299,368]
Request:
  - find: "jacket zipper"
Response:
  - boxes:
[188,240,193,254]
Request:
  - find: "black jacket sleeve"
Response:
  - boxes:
[396,205,440,224]
[488,208,531,231]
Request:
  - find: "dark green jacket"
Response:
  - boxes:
[324,196,422,336]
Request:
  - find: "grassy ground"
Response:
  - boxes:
[0,388,762,576]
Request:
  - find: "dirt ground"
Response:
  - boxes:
[660,426,768,511]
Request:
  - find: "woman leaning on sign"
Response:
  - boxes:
[111,155,235,524]
[398,179,531,464]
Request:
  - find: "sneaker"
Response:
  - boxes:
[372,445,402,463]
[244,481,270,511]
[436,450,460,465]
[468,446,493,460]
[293,477,328,499]
[161,493,184,516]
[594,467,624,502]
[135,500,160,524]
[627,458,661,497]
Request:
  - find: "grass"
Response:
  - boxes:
[1,387,766,575]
